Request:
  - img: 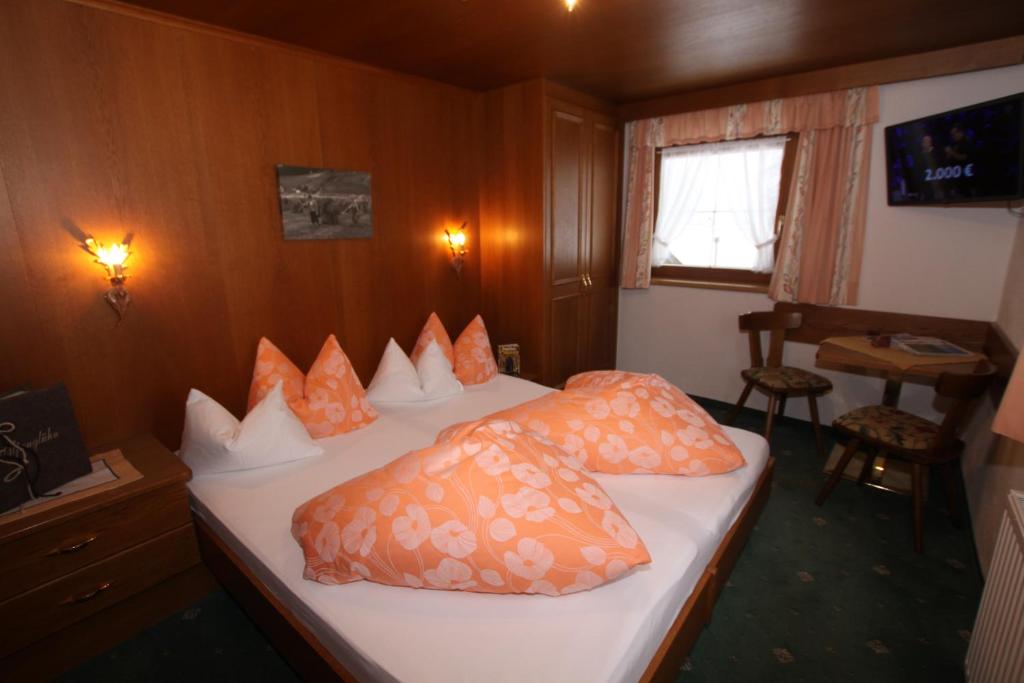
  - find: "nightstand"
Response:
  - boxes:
[0,434,214,680]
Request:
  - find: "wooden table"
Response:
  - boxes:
[816,338,988,407]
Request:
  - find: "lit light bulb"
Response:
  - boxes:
[450,230,466,247]
[565,0,578,11]
[96,242,129,268]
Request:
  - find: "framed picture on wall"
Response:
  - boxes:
[276,165,373,240]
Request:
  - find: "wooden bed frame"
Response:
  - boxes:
[194,456,776,683]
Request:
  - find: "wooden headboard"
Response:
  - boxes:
[773,303,1018,378]
[0,0,483,449]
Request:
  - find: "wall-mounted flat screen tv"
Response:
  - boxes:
[884,93,1023,205]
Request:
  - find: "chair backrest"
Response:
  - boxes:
[738,311,802,368]
[930,366,997,458]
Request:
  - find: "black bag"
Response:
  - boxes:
[0,383,91,513]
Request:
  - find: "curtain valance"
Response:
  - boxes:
[621,87,879,304]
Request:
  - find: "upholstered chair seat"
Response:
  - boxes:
[741,366,833,394]
[833,405,940,452]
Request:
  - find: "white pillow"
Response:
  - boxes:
[366,338,462,404]
[366,338,425,403]
[180,381,323,476]
[416,340,463,399]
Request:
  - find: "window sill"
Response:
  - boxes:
[649,277,770,294]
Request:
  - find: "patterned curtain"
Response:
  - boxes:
[620,87,879,305]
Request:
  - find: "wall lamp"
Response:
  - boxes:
[80,234,133,320]
[445,222,468,276]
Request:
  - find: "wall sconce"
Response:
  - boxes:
[445,222,468,276]
[80,234,133,320]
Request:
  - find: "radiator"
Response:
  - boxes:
[966,490,1024,683]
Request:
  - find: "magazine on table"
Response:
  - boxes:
[890,334,972,357]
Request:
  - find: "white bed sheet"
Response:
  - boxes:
[188,375,769,683]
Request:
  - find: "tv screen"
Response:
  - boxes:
[884,93,1023,205]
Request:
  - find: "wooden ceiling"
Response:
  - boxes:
[111,0,1024,102]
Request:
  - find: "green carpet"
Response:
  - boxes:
[59,400,982,682]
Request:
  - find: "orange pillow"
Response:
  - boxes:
[291,419,651,595]
[454,315,498,385]
[410,312,455,369]
[489,371,745,476]
[248,336,377,439]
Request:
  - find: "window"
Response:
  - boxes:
[650,135,798,290]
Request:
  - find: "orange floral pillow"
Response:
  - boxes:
[487,371,745,476]
[248,336,377,439]
[454,315,498,385]
[291,419,651,595]
[410,312,455,368]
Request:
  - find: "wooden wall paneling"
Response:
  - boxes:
[0,0,118,442]
[0,0,230,447]
[0,0,486,449]
[585,116,621,371]
[177,29,337,421]
[90,10,247,444]
[315,66,483,377]
[479,81,546,379]
[313,63,383,379]
[0,155,48,394]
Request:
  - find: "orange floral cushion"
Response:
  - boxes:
[485,371,745,476]
[248,336,377,439]
[291,419,651,595]
[410,312,455,369]
[454,315,498,385]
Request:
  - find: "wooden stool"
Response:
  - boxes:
[815,368,994,553]
[725,311,832,458]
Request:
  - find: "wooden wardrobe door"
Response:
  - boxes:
[547,104,587,386]
[585,117,620,372]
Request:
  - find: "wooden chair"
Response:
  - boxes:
[725,311,832,458]
[815,368,995,553]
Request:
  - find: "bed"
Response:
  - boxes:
[189,375,774,682]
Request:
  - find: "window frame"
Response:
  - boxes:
[650,133,800,292]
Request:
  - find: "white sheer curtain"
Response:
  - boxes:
[733,137,785,272]
[651,136,786,272]
[651,146,710,266]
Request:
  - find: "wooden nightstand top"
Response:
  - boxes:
[0,434,192,545]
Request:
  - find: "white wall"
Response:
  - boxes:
[962,222,1024,574]
[618,64,1024,429]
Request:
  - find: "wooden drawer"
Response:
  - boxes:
[0,523,199,658]
[0,484,190,601]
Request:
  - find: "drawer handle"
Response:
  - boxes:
[63,581,113,605]
[48,535,98,555]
